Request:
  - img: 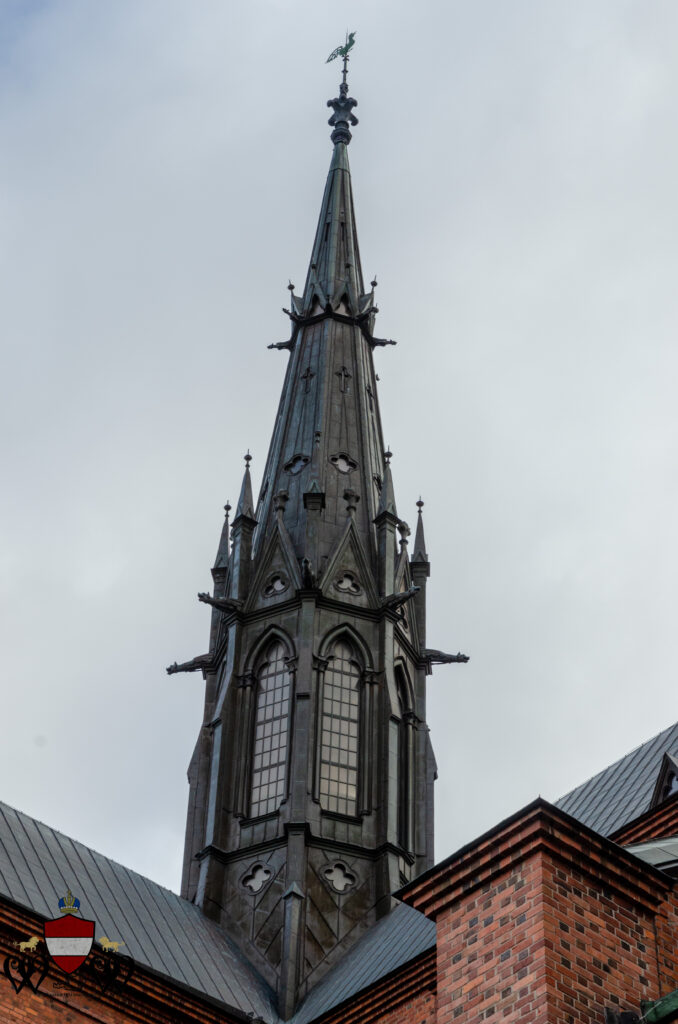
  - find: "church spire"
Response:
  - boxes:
[412,497,428,562]
[235,451,254,519]
[174,48,466,1019]
[297,50,362,315]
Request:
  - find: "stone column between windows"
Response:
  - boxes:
[289,595,317,820]
[233,671,256,818]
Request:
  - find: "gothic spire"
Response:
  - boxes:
[212,500,231,571]
[252,62,387,576]
[376,448,397,520]
[235,452,254,520]
[412,498,428,563]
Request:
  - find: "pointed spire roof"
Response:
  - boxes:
[376,449,397,520]
[412,499,428,563]
[298,66,365,315]
[252,54,389,574]
[213,500,231,570]
[235,452,255,520]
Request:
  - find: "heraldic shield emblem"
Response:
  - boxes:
[43,889,94,973]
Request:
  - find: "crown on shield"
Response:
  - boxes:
[58,889,81,915]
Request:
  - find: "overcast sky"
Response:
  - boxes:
[2,1,678,893]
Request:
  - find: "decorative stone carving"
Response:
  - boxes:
[335,365,352,392]
[323,861,356,894]
[242,863,272,894]
[335,571,361,595]
[284,454,310,475]
[330,452,357,474]
[263,573,288,598]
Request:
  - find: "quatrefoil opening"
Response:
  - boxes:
[335,571,361,596]
[323,861,356,894]
[284,453,310,475]
[242,863,272,894]
[263,573,288,598]
[330,452,358,474]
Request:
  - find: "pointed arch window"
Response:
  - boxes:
[319,640,360,816]
[250,641,291,817]
[395,665,414,852]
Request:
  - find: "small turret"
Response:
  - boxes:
[410,498,431,646]
[229,453,257,601]
[374,449,398,596]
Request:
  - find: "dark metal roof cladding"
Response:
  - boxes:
[0,799,276,1020]
[555,721,678,836]
[292,902,435,1024]
[0,799,433,1022]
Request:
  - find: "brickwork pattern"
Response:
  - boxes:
[399,800,676,1024]
[611,792,678,846]
[435,857,547,1023]
[540,853,658,1022]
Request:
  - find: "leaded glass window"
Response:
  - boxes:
[250,642,290,817]
[319,640,360,815]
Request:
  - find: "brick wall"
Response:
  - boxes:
[435,856,547,1023]
[399,799,676,1024]
[540,853,658,1022]
[611,792,678,846]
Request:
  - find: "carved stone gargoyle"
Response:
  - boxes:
[166,654,215,675]
[424,648,470,665]
[197,592,243,614]
[381,585,420,610]
[367,335,397,348]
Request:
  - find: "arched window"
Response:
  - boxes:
[319,640,360,816]
[395,665,413,851]
[250,641,291,817]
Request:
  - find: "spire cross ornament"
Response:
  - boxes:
[336,365,351,393]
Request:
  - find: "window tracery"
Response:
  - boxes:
[319,640,360,816]
[250,641,290,817]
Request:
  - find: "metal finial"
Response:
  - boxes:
[326,32,358,145]
[224,500,232,516]
[288,280,295,292]
[244,451,252,467]
[416,497,424,514]
[384,448,392,465]
[371,276,378,289]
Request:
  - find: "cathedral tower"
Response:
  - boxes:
[170,52,467,1018]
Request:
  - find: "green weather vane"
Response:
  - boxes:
[326,31,356,65]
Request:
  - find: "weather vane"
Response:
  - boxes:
[326,31,356,92]
[326,32,358,144]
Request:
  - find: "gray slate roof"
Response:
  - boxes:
[0,799,276,1020]
[293,902,435,1024]
[0,799,434,1022]
[555,720,678,836]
